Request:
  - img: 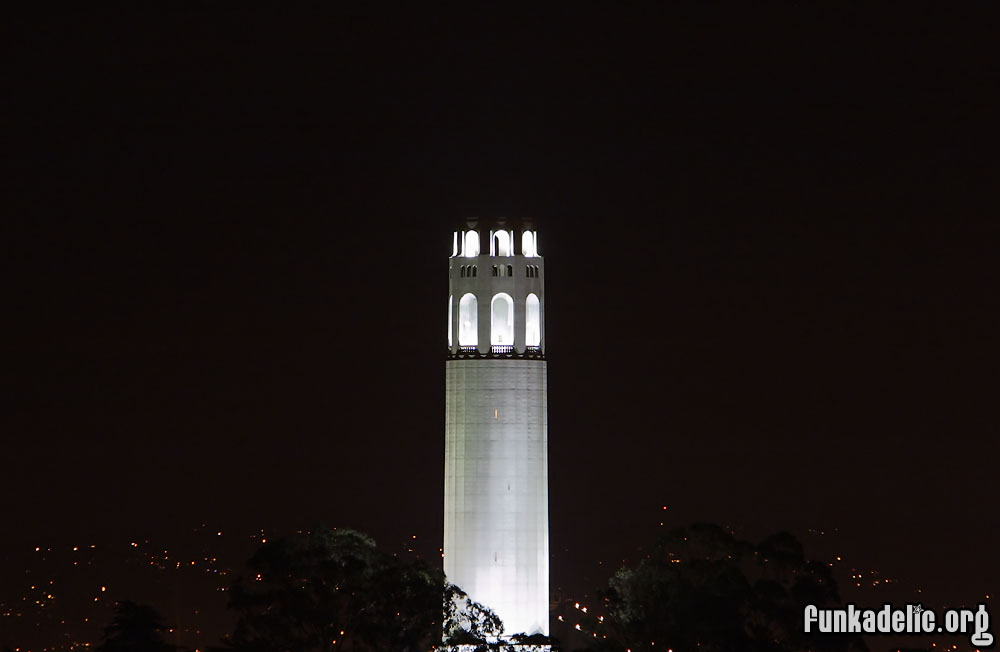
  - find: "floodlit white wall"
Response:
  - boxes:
[459,293,478,346]
[525,294,540,347]
[491,293,514,345]
[448,295,453,347]
[444,359,549,637]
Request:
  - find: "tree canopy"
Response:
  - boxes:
[95,601,178,652]
[90,523,872,652]
[574,523,867,652]
[224,526,520,652]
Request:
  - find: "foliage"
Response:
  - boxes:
[442,584,510,650]
[574,523,867,652]
[95,601,178,652]
[224,526,515,652]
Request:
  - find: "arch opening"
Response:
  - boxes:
[493,230,512,257]
[464,230,480,257]
[458,293,478,346]
[522,231,535,257]
[491,293,514,346]
[526,293,540,347]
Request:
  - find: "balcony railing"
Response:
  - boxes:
[447,345,544,360]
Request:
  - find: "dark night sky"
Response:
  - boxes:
[3,5,999,647]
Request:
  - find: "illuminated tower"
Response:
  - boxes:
[444,218,549,639]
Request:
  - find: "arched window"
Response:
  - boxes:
[525,293,540,347]
[460,266,466,278]
[464,230,480,257]
[522,231,535,257]
[492,265,498,277]
[491,293,514,345]
[471,265,477,277]
[493,230,512,257]
[458,293,478,346]
[447,295,453,347]
[506,264,513,277]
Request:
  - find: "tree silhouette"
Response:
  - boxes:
[574,523,867,652]
[224,526,518,652]
[95,601,178,652]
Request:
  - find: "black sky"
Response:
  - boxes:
[4,5,999,645]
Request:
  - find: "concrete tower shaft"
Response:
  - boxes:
[444,218,549,639]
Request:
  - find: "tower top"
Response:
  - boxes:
[455,216,538,232]
[447,218,545,358]
[451,218,541,259]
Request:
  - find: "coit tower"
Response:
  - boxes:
[444,218,549,638]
